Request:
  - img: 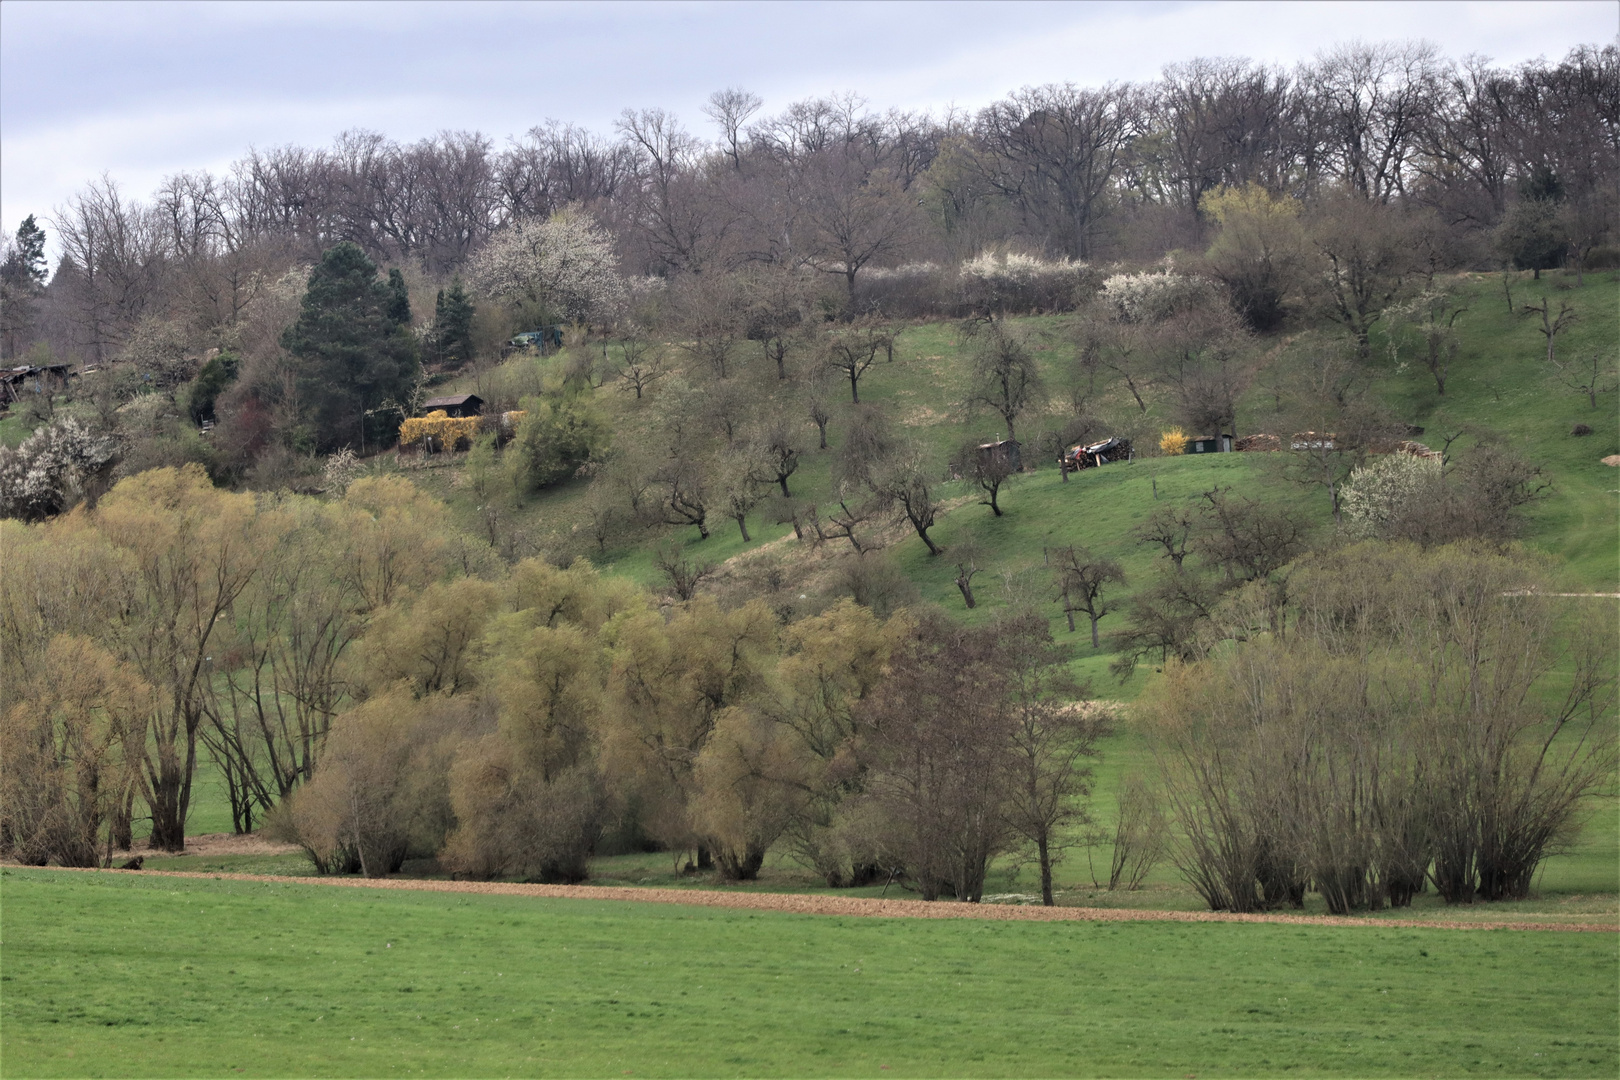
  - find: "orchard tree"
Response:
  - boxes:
[280,242,421,453]
[965,322,1043,442]
[468,210,626,325]
[1053,546,1126,647]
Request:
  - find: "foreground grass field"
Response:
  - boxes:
[2,869,1615,1078]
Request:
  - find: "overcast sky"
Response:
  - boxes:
[3,0,1615,254]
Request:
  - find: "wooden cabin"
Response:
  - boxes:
[421,394,483,418]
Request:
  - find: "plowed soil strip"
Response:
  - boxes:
[30,867,1615,932]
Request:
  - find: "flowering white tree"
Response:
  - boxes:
[1340,452,1443,539]
[468,211,626,324]
[0,416,119,521]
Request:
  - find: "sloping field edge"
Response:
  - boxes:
[17,867,1615,932]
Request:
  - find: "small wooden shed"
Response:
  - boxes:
[1187,434,1232,453]
[976,439,1022,473]
[421,393,483,418]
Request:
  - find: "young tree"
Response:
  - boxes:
[995,612,1106,905]
[823,324,888,403]
[654,543,717,601]
[1386,287,1466,395]
[1555,351,1618,409]
[964,322,1043,442]
[951,537,989,609]
[952,438,1016,516]
[1053,546,1126,647]
[611,337,667,399]
[1521,296,1577,366]
[713,444,770,542]
[758,416,804,497]
[280,242,421,453]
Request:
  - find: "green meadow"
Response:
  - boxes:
[3,869,1616,1079]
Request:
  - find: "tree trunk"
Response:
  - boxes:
[988,485,1002,516]
[815,419,829,449]
[778,476,791,498]
[1089,612,1101,649]
[1064,607,1076,633]
[848,370,860,403]
[956,576,976,609]
[111,790,134,850]
[1038,834,1054,906]
[734,514,751,542]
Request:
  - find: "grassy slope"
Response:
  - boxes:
[157,270,1618,900]
[1371,271,1619,588]
[4,869,1616,1079]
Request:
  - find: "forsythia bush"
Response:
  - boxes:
[1160,428,1188,456]
[399,410,524,452]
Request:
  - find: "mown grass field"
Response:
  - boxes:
[3,868,1616,1079]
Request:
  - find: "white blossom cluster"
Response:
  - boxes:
[1101,258,1217,323]
[1341,453,1444,539]
[960,250,1093,312]
[321,447,364,494]
[0,416,119,522]
[468,212,626,324]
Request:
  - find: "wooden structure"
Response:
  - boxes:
[1187,434,1232,453]
[0,363,72,405]
[976,438,1022,473]
[421,393,483,418]
[1062,436,1132,472]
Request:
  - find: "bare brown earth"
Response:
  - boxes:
[37,866,1614,932]
[163,832,302,857]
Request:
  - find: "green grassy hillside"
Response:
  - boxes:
[404,268,1616,634]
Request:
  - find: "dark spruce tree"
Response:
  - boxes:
[429,277,477,370]
[281,243,420,453]
[5,215,48,287]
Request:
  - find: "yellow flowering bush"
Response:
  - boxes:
[1159,428,1188,456]
[398,410,482,452]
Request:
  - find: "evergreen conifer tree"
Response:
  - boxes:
[430,277,477,369]
[280,243,420,453]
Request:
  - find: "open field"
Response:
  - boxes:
[3,868,1616,1078]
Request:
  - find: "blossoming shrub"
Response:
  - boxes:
[1102,259,1219,323]
[398,410,525,453]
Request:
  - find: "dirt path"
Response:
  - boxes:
[33,867,1615,933]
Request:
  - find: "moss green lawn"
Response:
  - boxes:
[2,868,1615,1079]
